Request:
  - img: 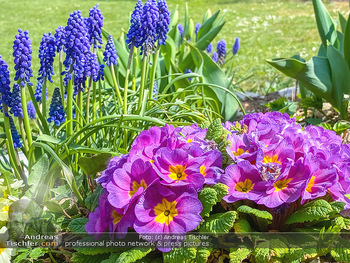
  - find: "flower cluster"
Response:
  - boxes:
[86,124,223,248]
[38,32,56,82]
[157,0,170,46]
[221,112,350,210]
[54,26,66,53]
[13,29,33,87]
[9,116,22,148]
[0,56,12,108]
[178,24,184,39]
[34,78,48,103]
[27,101,36,120]
[87,4,104,48]
[216,39,226,65]
[103,35,118,67]
[47,87,65,126]
[206,43,213,53]
[9,84,22,118]
[126,0,143,49]
[232,37,240,55]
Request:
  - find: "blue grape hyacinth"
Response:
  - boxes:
[152,81,158,100]
[212,52,218,63]
[0,56,12,108]
[195,23,201,40]
[206,43,213,53]
[48,87,65,126]
[9,116,22,148]
[10,84,23,118]
[178,24,184,38]
[34,79,48,103]
[232,37,240,55]
[89,53,101,82]
[38,32,56,82]
[126,0,143,49]
[140,0,159,55]
[13,29,33,87]
[157,0,170,46]
[54,26,66,53]
[87,4,104,48]
[103,35,118,66]
[184,68,192,81]
[27,101,36,120]
[217,39,226,64]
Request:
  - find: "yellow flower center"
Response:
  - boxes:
[150,159,155,165]
[263,155,281,164]
[235,179,254,193]
[274,178,292,192]
[0,241,6,254]
[169,165,187,181]
[200,165,206,176]
[306,176,316,193]
[233,148,245,156]
[112,210,122,225]
[0,206,9,216]
[154,199,178,225]
[187,138,193,143]
[129,179,147,197]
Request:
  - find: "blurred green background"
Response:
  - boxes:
[0,0,348,92]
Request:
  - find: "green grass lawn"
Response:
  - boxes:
[0,0,348,93]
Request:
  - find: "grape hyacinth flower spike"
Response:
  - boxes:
[206,42,213,53]
[157,0,170,46]
[152,81,158,100]
[140,0,159,55]
[178,24,184,39]
[126,0,143,49]
[9,84,23,118]
[34,79,48,103]
[103,35,118,66]
[9,116,22,149]
[13,29,33,87]
[38,32,56,83]
[54,26,66,53]
[195,23,201,41]
[212,52,218,63]
[47,87,65,126]
[27,101,36,120]
[87,4,104,49]
[217,39,226,65]
[184,69,192,81]
[0,56,12,109]
[232,37,240,55]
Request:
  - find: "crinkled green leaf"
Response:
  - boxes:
[68,217,88,234]
[194,248,212,263]
[234,218,254,233]
[198,188,217,218]
[198,211,236,233]
[285,199,333,224]
[72,253,111,263]
[163,246,197,263]
[101,253,122,263]
[334,217,350,230]
[212,183,229,202]
[205,118,223,143]
[330,238,350,262]
[253,241,270,263]
[237,205,273,221]
[29,247,46,259]
[116,248,152,263]
[229,246,251,263]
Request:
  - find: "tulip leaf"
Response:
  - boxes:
[339,12,347,34]
[344,13,350,68]
[198,188,218,218]
[285,199,333,224]
[27,154,49,195]
[198,211,236,233]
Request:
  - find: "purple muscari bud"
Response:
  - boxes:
[232,37,240,55]
[38,32,56,83]
[63,10,91,87]
[157,0,170,46]
[27,101,36,119]
[103,35,118,66]
[9,116,22,148]
[212,52,218,63]
[178,24,184,38]
[47,87,65,126]
[9,84,23,118]
[184,68,192,81]
[195,23,201,40]
[34,78,48,103]
[99,64,105,81]
[0,56,12,108]
[140,0,159,55]
[13,29,33,87]
[54,26,66,53]
[87,4,104,48]
[206,42,213,53]
[217,39,226,65]
[152,81,158,100]
[126,0,143,49]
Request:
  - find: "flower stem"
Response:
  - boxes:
[124,43,134,114]
[137,55,148,114]
[148,46,160,101]
[110,65,123,112]
[20,85,33,148]
[59,50,65,109]
[18,116,29,155]
[66,74,73,137]
[92,81,97,142]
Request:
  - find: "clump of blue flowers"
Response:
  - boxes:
[216,39,226,65]
[0,56,12,108]
[140,0,159,55]
[195,23,201,40]
[126,0,143,49]
[27,101,36,120]
[48,87,65,126]
[13,29,33,87]
[212,52,218,63]
[34,79,48,103]
[178,24,184,39]
[157,0,170,46]
[10,84,23,118]
[87,4,104,48]
[206,43,213,53]
[232,37,240,55]
[38,32,56,82]
[103,35,118,66]
[54,26,66,53]
[9,116,22,148]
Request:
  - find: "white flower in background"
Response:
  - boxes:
[0,227,14,263]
